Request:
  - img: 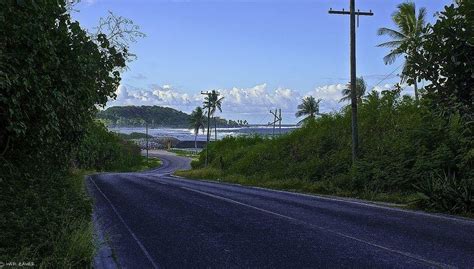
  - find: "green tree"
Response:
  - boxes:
[295,96,321,124]
[203,90,224,141]
[404,1,474,119]
[340,77,367,104]
[377,1,427,101]
[0,1,129,263]
[190,107,206,150]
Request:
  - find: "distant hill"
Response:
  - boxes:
[97,105,248,128]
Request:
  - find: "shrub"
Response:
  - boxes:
[194,89,473,214]
[415,172,473,213]
[74,121,142,171]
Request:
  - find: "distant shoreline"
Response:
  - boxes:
[107,124,299,129]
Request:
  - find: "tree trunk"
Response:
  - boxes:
[194,133,197,150]
[205,107,210,167]
[214,117,217,141]
[414,76,419,102]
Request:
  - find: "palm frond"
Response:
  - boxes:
[394,2,416,35]
[383,50,402,65]
[377,40,403,48]
[377,27,406,40]
[339,77,366,103]
[416,7,427,33]
[295,110,305,118]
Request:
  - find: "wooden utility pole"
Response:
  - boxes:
[279,109,282,135]
[145,121,149,164]
[329,1,373,163]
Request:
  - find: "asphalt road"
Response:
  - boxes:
[88,150,474,268]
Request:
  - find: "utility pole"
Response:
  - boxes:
[329,1,373,163]
[201,91,212,167]
[145,121,149,164]
[279,109,282,135]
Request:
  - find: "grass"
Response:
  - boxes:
[175,168,418,206]
[13,157,163,268]
[168,148,200,159]
[19,169,97,268]
[126,156,162,172]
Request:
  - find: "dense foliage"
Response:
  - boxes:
[406,1,473,119]
[192,2,473,214]
[97,105,248,127]
[74,122,142,171]
[194,89,472,213]
[98,105,191,127]
[0,1,141,266]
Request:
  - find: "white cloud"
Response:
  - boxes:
[108,83,303,122]
[304,84,348,113]
[107,82,417,123]
[372,83,393,93]
[308,83,347,101]
[218,84,301,111]
[111,84,195,108]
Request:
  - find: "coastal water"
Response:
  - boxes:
[110,126,298,141]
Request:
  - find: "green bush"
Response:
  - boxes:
[0,0,133,265]
[74,121,142,171]
[194,89,473,214]
[415,172,473,213]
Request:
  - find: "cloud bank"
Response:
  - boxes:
[108,82,411,124]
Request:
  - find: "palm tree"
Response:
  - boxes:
[340,77,367,103]
[203,90,224,141]
[377,1,427,101]
[189,106,205,150]
[295,96,321,124]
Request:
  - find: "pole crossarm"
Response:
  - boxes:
[328,9,373,16]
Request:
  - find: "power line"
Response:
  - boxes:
[370,63,403,89]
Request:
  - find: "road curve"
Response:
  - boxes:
[88,150,474,268]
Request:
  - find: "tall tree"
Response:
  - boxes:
[0,0,129,263]
[189,107,205,150]
[295,96,321,124]
[404,1,473,118]
[203,90,224,141]
[340,77,367,104]
[377,1,427,101]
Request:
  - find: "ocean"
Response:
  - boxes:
[110,126,299,141]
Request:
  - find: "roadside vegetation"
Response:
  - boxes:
[0,1,149,267]
[179,1,473,216]
[169,148,200,159]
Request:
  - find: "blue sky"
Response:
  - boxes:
[73,0,452,124]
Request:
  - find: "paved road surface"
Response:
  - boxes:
[88,150,474,268]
